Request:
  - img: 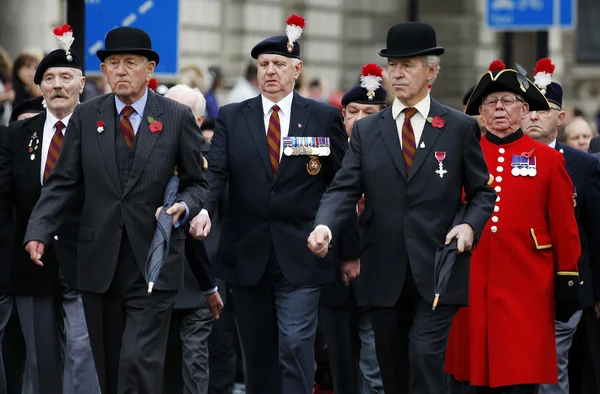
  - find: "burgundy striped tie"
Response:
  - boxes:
[267,105,281,177]
[357,195,365,216]
[401,107,418,174]
[43,121,65,183]
[120,105,135,149]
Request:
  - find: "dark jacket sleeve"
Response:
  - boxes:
[184,230,217,292]
[583,157,600,301]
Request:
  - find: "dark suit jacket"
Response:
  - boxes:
[588,136,600,154]
[0,114,82,294]
[315,99,496,308]
[556,141,600,305]
[23,91,208,293]
[205,92,354,287]
[0,124,14,289]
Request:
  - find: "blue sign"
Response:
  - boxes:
[486,0,576,30]
[84,0,179,75]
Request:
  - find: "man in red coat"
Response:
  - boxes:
[455,62,582,394]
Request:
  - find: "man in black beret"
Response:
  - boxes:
[462,84,486,136]
[318,63,386,394]
[22,25,212,394]
[9,96,45,123]
[309,21,496,394]
[522,61,600,394]
[190,14,354,394]
[0,25,102,394]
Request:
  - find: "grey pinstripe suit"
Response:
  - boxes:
[23,90,208,394]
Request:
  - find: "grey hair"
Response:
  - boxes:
[425,55,441,85]
[164,84,206,118]
[256,57,302,67]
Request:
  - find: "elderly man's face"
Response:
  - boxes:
[479,91,528,136]
[387,57,435,106]
[256,54,302,101]
[342,102,382,138]
[522,104,564,145]
[167,90,204,127]
[101,54,155,104]
[565,117,594,152]
[39,67,85,116]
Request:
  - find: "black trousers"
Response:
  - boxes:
[569,306,600,393]
[475,384,537,394]
[370,265,458,394]
[81,234,176,394]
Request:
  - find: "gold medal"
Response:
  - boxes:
[306,156,322,176]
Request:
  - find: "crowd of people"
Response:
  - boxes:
[1,14,600,394]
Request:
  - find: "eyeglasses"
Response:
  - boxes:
[523,108,561,117]
[482,96,524,108]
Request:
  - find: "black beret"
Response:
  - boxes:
[545,82,563,107]
[34,48,82,85]
[341,84,387,107]
[251,35,301,60]
[10,96,45,123]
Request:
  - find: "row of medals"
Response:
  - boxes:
[511,166,536,177]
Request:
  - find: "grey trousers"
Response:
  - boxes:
[538,310,583,394]
[179,308,215,394]
[0,295,12,394]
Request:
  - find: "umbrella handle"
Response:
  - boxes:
[432,294,440,311]
[147,282,155,295]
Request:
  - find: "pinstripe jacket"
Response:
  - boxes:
[23,90,208,293]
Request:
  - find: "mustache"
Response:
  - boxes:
[50,91,68,99]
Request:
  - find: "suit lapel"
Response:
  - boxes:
[25,114,46,192]
[378,107,408,179]
[97,94,122,194]
[245,96,273,180]
[124,91,163,196]
[407,99,447,182]
[555,141,572,169]
[274,93,310,183]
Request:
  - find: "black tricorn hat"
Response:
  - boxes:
[378,22,445,58]
[34,48,83,85]
[96,27,160,65]
[10,96,45,123]
[465,68,550,116]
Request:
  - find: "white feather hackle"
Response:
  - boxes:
[534,72,552,90]
[360,75,382,92]
[286,25,303,43]
[54,31,74,52]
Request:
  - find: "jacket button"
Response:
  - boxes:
[404,209,410,214]
[270,191,275,196]
[53,235,59,241]
[491,226,498,233]
[568,280,574,287]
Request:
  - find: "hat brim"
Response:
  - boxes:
[97,48,160,65]
[378,47,445,58]
[465,69,550,116]
[251,50,301,60]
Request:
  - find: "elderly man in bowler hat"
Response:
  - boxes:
[0,26,100,394]
[190,14,355,394]
[308,22,496,394]
[22,26,209,394]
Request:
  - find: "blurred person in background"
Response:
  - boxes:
[11,53,40,107]
[306,78,328,102]
[0,47,15,125]
[82,75,107,101]
[227,62,259,104]
[562,116,596,152]
[8,96,44,123]
[178,64,208,93]
[204,66,223,122]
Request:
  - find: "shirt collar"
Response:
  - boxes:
[549,139,557,148]
[392,94,431,120]
[45,109,72,133]
[261,91,294,116]
[485,129,524,145]
[115,88,149,116]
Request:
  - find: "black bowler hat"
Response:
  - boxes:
[465,60,549,116]
[35,24,83,85]
[251,15,305,60]
[96,27,160,65]
[9,96,45,123]
[378,22,445,58]
[341,63,387,106]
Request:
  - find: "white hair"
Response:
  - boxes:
[425,55,441,85]
[164,84,206,118]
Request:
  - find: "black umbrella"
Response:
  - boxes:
[146,174,179,294]
[432,204,467,310]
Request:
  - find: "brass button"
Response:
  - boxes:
[568,280,574,287]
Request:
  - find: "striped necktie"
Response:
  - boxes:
[43,120,65,183]
[401,107,418,174]
[267,104,281,177]
[120,105,135,149]
[357,195,365,216]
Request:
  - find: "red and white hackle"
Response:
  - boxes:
[53,24,75,62]
[360,63,383,101]
[533,58,556,95]
[285,14,305,53]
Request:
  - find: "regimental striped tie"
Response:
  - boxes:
[267,104,281,177]
[43,120,65,183]
[357,195,365,216]
[120,105,136,149]
[401,107,418,174]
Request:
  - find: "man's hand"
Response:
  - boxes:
[341,259,360,286]
[25,241,45,267]
[445,223,475,254]
[190,213,211,240]
[205,291,224,320]
[155,202,187,226]
[307,228,330,258]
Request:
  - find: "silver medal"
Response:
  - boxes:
[284,146,293,156]
[30,154,35,161]
[519,167,528,177]
[527,168,537,177]
[511,167,520,176]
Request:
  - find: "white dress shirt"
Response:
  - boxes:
[261,91,294,159]
[40,110,71,185]
[549,139,557,149]
[391,94,431,148]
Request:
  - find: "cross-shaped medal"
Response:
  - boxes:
[435,163,447,178]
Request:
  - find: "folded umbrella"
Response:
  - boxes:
[432,204,466,310]
[146,174,179,294]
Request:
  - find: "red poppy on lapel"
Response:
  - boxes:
[147,116,163,133]
[427,116,444,129]
[97,120,105,133]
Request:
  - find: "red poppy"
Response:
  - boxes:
[149,121,163,133]
[431,116,444,129]
[97,121,104,128]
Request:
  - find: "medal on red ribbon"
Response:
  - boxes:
[434,151,447,178]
